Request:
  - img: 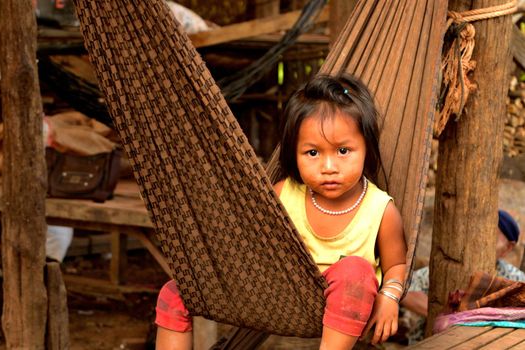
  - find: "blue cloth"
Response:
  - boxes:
[499,210,520,242]
[460,320,525,329]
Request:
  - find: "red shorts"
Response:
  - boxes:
[155,256,378,336]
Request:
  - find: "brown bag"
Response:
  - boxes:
[45,147,121,202]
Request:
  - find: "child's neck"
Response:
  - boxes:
[305,180,367,239]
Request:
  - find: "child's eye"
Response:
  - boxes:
[338,147,349,155]
[307,150,318,157]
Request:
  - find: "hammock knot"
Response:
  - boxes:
[447,11,464,25]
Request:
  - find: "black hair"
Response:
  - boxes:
[279,73,383,184]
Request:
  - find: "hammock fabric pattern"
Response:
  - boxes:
[72,0,446,338]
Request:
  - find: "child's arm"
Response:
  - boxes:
[362,201,407,345]
[273,180,285,196]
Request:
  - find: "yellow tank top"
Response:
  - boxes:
[279,178,392,284]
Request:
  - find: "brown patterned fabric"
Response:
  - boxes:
[72,0,446,338]
[73,0,325,337]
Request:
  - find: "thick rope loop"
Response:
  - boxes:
[435,0,517,136]
[447,0,518,27]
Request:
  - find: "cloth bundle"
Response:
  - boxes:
[434,271,525,333]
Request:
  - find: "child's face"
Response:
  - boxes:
[296,110,366,202]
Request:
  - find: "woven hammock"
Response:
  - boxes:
[72,0,447,339]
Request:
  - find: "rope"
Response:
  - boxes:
[435,0,517,136]
[447,0,518,26]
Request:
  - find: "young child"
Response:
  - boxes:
[154,74,407,350]
[273,73,407,349]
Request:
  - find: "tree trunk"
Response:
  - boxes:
[0,0,48,348]
[427,0,513,334]
[329,0,358,45]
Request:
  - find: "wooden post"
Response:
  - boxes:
[329,0,358,45]
[0,0,48,348]
[110,229,128,285]
[427,0,513,333]
[46,262,70,350]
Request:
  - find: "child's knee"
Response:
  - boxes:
[155,280,193,332]
[323,256,378,310]
[322,257,379,336]
[324,256,378,289]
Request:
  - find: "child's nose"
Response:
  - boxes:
[321,156,338,173]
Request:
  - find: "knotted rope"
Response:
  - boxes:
[435,0,517,136]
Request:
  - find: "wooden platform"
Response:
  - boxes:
[1,178,220,349]
[409,326,525,349]
[44,179,170,285]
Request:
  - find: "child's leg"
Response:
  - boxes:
[320,256,378,350]
[155,280,193,350]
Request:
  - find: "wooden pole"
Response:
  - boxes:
[427,0,513,333]
[46,263,70,350]
[329,0,358,45]
[0,0,48,348]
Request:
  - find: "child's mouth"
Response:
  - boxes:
[321,182,340,190]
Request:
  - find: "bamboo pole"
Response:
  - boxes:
[0,0,48,348]
[427,0,513,334]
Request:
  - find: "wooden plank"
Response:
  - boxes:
[407,326,492,349]
[66,233,143,257]
[509,339,525,349]
[63,274,158,299]
[451,327,514,349]
[42,180,153,229]
[478,329,525,350]
[188,6,329,48]
[46,262,70,350]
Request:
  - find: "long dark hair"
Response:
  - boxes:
[279,73,383,185]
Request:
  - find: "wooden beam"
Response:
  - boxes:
[0,0,48,348]
[189,6,329,48]
[63,275,158,299]
[110,229,128,285]
[125,230,172,276]
[427,0,513,334]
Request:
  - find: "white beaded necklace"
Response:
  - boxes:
[309,177,368,215]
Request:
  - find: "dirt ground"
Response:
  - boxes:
[0,161,524,350]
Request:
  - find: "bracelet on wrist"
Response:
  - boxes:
[379,289,400,303]
[384,278,404,288]
[383,284,403,293]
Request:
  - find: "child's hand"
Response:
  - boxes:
[362,292,399,345]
